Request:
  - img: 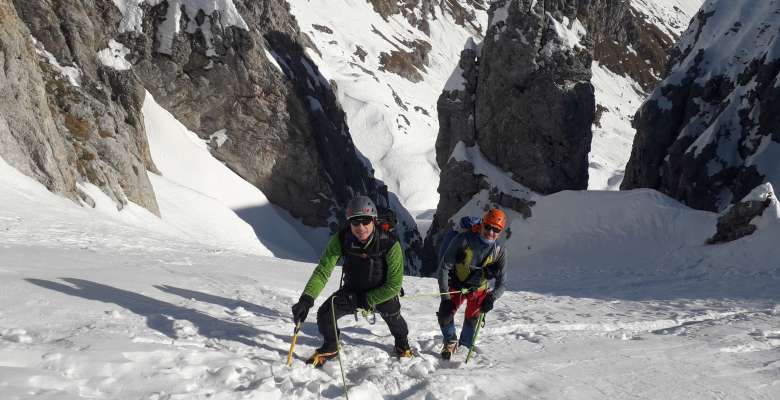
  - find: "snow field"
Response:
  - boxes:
[2,242,778,399]
[2,161,780,399]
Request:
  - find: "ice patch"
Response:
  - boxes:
[549,15,587,50]
[97,39,133,71]
[209,129,228,147]
[31,36,82,86]
[263,49,285,74]
[113,0,248,56]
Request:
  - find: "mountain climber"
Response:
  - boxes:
[291,195,412,367]
[436,208,508,360]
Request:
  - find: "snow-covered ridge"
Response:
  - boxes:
[630,0,702,38]
[623,0,780,211]
[673,0,780,84]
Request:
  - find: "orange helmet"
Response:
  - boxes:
[482,208,507,231]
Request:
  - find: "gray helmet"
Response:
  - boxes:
[345,195,378,220]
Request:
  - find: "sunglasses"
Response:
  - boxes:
[483,224,502,234]
[349,217,374,226]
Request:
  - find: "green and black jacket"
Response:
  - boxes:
[302,229,404,308]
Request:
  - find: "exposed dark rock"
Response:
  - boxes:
[354,45,368,62]
[588,2,677,91]
[366,0,487,35]
[622,1,780,212]
[476,0,594,194]
[708,184,775,244]
[378,39,432,82]
[435,39,480,169]
[312,24,333,34]
[488,189,534,219]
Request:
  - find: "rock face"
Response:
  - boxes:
[622,0,780,212]
[424,0,685,275]
[708,183,777,244]
[475,0,595,195]
[1,0,159,214]
[105,0,381,229]
[2,0,422,271]
[423,0,600,274]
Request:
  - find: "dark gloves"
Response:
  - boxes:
[292,294,314,324]
[481,293,495,313]
[438,298,454,316]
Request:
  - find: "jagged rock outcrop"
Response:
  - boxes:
[425,0,684,275]
[708,183,778,244]
[423,0,596,274]
[3,0,422,270]
[1,0,159,214]
[621,0,780,212]
[97,0,380,229]
[476,0,595,195]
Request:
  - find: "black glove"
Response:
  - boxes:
[343,291,370,309]
[481,293,495,313]
[437,298,454,316]
[292,294,314,324]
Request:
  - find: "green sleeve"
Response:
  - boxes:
[302,234,342,299]
[366,241,404,307]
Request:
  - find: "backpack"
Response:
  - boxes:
[437,216,481,269]
[376,207,397,233]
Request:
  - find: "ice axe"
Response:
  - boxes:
[286,321,302,366]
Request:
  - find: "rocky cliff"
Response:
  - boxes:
[423,0,694,274]
[622,0,780,213]
[1,0,422,270]
[0,0,159,214]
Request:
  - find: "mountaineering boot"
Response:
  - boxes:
[440,340,458,360]
[306,349,338,367]
[393,338,413,358]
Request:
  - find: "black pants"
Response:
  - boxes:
[316,290,408,352]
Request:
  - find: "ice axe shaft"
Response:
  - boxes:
[286,322,302,366]
[465,312,485,364]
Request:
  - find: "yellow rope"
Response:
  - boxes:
[401,288,472,300]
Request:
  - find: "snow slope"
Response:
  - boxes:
[287,0,487,211]
[2,153,779,399]
[142,92,323,261]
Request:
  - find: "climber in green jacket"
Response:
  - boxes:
[291,195,411,367]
